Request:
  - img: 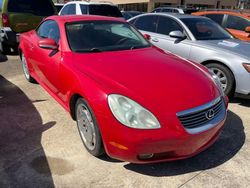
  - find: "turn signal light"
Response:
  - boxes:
[243,63,250,73]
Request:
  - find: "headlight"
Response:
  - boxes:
[243,63,250,73]
[208,70,224,95]
[108,94,161,129]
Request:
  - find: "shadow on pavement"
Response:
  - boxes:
[230,98,250,107]
[0,76,56,187]
[124,111,245,176]
[0,53,8,63]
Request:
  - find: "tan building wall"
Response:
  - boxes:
[110,0,238,11]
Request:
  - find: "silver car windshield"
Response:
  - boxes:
[181,18,233,40]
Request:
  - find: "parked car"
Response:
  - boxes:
[152,7,185,14]
[193,11,250,42]
[0,0,57,55]
[55,3,64,13]
[59,1,123,18]
[19,15,227,163]
[122,11,142,20]
[152,6,198,14]
[129,13,250,98]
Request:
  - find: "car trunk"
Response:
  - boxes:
[7,0,56,33]
[8,13,44,33]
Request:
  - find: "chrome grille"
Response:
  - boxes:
[177,97,226,134]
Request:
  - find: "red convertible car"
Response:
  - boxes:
[19,15,228,163]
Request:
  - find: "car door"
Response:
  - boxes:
[152,16,191,59]
[32,20,61,94]
[225,14,250,41]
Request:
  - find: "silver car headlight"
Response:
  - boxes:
[108,94,161,129]
[208,70,224,95]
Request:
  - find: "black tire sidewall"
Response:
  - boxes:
[21,53,36,83]
[75,98,104,157]
[206,63,235,97]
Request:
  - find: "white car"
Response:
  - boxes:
[59,1,123,18]
[152,7,185,14]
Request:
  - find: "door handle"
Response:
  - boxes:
[151,37,159,42]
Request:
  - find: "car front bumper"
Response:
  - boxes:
[97,100,227,164]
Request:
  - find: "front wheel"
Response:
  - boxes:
[206,63,235,97]
[75,98,104,157]
[21,53,36,83]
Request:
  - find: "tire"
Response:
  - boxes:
[21,53,36,83]
[206,63,235,97]
[75,98,104,157]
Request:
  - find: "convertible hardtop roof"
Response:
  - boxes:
[47,15,126,23]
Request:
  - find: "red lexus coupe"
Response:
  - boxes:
[19,15,228,163]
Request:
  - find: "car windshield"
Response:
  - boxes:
[181,18,233,40]
[66,21,151,53]
[89,5,123,17]
[8,0,55,16]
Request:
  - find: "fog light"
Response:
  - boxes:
[138,153,154,160]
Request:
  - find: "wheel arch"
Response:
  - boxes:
[201,59,236,94]
[18,48,23,59]
[69,93,83,120]
[201,60,235,79]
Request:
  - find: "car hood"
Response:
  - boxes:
[195,39,250,59]
[72,47,220,116]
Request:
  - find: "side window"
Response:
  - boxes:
[205,14,224,25]
[153,8,161,13]
[67,4,76,15]
[80,4,88,14]
[162,9,172,13]
[60,4,76,15]
[225,15,250,31]
[133,15,158,33]
[60,5,69,15]
[157,16,183,35]
[37,20,60,44]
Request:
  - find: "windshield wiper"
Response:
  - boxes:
[130,45,150,50]
[90,48,102,52]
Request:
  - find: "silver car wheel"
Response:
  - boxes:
[209,67,227,91]
[22,54,30,80]
[76,103,96,151]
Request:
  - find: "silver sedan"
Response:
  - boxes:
[129,13,250,98]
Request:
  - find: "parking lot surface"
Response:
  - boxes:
[0,56,249,188]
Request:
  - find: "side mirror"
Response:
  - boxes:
[38,38,58,50]
[245,26,250,33]
[169,30,187,39]
[144,34,151,40]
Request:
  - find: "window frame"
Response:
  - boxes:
[133,15,159,33]
[156,15,191,40]
[205,13,227,27]
[224,14,250,31]
[60,4,76,15]
[36,19,60,44]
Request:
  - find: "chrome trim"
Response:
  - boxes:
[177,96,226,134]
[177,96,221,117]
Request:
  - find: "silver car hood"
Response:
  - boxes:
[195,39,250,60]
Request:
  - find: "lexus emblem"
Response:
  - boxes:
[205,109,215,120]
